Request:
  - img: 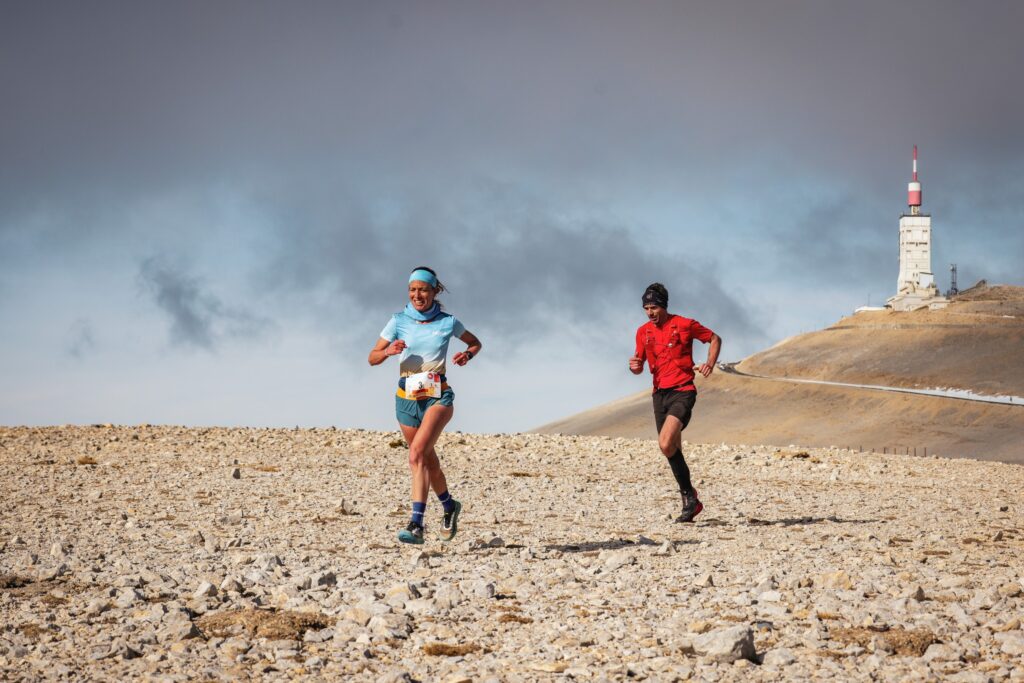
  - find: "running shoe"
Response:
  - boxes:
[676,489,703,523]
[437,499,462,542]
[398,521,425,545]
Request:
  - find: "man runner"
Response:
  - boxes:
[629,283,721,522]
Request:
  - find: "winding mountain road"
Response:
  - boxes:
[718,363,1023,407]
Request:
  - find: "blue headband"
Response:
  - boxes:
[409,269,437,287]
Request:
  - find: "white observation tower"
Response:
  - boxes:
[887,146,947,311]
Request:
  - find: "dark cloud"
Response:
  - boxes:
[139,256,275,350]
[766,193,892,288]
[3,2,1023,219]
[65,319,95,359]
[2,3,1021,291]
[254,180,765,354]
[2,2,1019,317]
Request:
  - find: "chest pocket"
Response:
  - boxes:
[667,325,693,369]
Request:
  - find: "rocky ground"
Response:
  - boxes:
[1,425,1023,682]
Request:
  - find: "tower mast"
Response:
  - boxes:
[908,145,922,215]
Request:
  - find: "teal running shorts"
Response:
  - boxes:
[396,387,455,428]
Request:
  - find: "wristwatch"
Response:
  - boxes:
[465,350,474,360]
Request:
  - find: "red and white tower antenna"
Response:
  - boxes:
[907,145,922,214]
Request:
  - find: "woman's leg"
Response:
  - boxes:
[404,404,453,505]
[398,423,450,499]
[424,446,448,495]
[397,425,448,494]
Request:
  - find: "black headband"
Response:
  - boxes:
[642,287,668,308]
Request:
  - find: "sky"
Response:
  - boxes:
[2,1,1022,433]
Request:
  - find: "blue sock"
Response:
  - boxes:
[436,490,456,513]
[411,501,426,527]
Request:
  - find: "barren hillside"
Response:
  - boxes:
[740,284,1024,396]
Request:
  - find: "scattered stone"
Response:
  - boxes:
[688,620,712,634]
[923,643,960,662]
[219,636,250,657]
[194,581,217,598]
[762,647,796,667]
[344,607,372,626]
[376,670,413,683]
[998,582,1022,598]
[471,580,495,599]
[231,468,241,479]
[995,631,1024,657]
[818,570,854,590]
[692,626,757,663]
[602,550,634,572]
[85,598,110,616]
[37,564,68,581]
[219,576,243,593]
[254,554,282,571]
[996,617,1021,632]
[303,627,335,643]
[114,588,142,608]
[693,572,714,588]
[158,619,201,643]
[311,570,336,587]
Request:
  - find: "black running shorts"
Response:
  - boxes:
[652,389,697,434]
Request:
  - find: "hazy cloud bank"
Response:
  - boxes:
[65,319,96,359]
[253,181,767,355]
[139,256,276,351]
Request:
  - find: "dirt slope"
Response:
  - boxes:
[739,284,1024,397]
[536,284,1024,463]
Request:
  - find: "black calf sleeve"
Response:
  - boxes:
[667,450,693,495]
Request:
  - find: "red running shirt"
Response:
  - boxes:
[635,315,716,391]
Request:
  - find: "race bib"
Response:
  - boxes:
[405,371,441,399]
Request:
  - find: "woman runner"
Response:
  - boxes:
[368,267,482,545]
[629,283,721,522]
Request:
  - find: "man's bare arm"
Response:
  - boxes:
[695,334,721,378]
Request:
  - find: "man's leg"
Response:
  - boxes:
[658,415,693,495]
[658,393,702,522]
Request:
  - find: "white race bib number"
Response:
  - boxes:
[405,371,441,399]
